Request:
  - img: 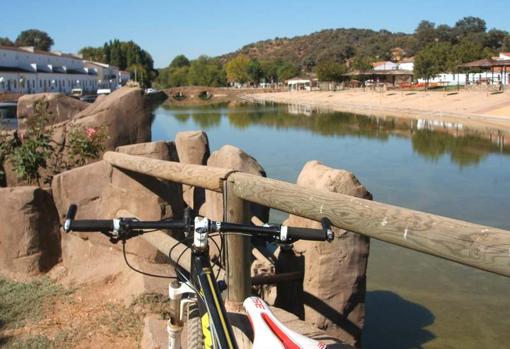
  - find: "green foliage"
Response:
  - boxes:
[225,54,252,83]
[169,54,190,69]
[276,62,299,81]
[247,59,264,84]
[14,29,54,51]
[454,17,487,36]
[187,56,226,86]
[0,37,14,46]
[414,42,452,81]
[80,40,155,86]
[9,101,53,184]
[78,46,105,62]
[0,131,18,185]
[351,56,373,72]
[219,16,509,74]
[316,60,347,82]
[67,126,108,167]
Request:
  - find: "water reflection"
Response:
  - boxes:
[161,102,509,167]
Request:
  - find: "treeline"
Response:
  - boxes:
[154,54,300,88]
[413,18,508,80]
[79,40,155,87]
[219,16,510,84]
[1,29,54,51]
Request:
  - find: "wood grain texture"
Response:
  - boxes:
[228,173,510,277]
[224,180,252,303]
[103,151,234,192]
[104,152,510,276]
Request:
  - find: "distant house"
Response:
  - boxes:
[398,57,415,71]
[498,52,510,60]
[0,45,125,95]
[373,58,414,72]
[373,61,398,71]
[286,76,318,91]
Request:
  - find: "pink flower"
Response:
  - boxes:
[19,130,25,141]
[86,127,96,140]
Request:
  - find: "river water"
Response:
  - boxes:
[151,102,510,349]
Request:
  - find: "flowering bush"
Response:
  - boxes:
[67,126,108,166]
[9,101,53,184]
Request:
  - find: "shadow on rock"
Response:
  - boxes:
[362,290,435,349]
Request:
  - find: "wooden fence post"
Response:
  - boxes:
[223,178,251,307]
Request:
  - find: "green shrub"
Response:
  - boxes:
[67,126,108,167]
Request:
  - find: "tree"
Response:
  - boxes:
[79,46,105,62]
[0,37,13,46]
[414,42,451,82]
[454,17,487,36]
[351,56,373,73]
[315,60,347,82]
[187,56,226,86]
[15,29,54,51]
[169,55,190,69]
[247,59,263,84]
[448,40,485,72]
[225,55,251,84]
[276,62,299,81]
[260,60,279,83]
[485,29,508,50]
[435,24,454,43]
[415,20,437,51]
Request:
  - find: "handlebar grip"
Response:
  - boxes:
[286,227,327,241]
[69,220,114,232]
[66,204,78,221]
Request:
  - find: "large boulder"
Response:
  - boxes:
[175,130,210,211]
[0,186,60,276]
[105,141,184,221]
[51,160,113,220]
[282,161,371,348]
[17,93,88,127]
[71,87,151,149]
[204,145,269,222]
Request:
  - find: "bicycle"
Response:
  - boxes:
[63,204,335,349]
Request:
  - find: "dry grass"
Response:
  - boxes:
[0,277,170,349]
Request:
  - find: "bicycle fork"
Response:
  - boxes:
[168,280,196,349]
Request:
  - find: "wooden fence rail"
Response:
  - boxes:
[104,151,510,277]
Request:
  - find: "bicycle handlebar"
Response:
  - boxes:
[63,205,333,243]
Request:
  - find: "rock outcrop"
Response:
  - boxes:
[0,186,60,275]
[71,87,151,149]
[51,160,113,221]
[203,144,269,223]
[51,142,184,261]
[17,93,88,127]
[175,130,210,211]
[281,161,371,348]
[106,141,184,222]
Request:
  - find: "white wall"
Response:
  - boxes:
[0,72,98,94]
[0,47,116,94]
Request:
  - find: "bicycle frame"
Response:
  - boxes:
[189,248,238,349]
[63,204,331,349]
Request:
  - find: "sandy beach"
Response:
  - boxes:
[244,89,510,133]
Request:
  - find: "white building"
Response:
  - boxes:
[0,46,129,94]
[373,57,414,72]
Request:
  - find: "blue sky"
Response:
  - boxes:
[2,0,509,68]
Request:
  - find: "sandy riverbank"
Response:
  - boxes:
[244,89,510,133]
